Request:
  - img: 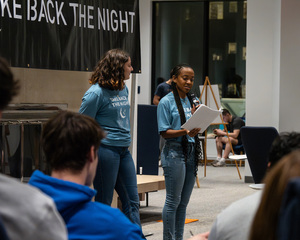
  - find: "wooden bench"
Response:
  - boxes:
[111,174,165,208]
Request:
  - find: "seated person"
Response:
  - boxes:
[207,132,300,240]
[29,111,144,240]
[0,57,67,240]
[212,109,245,167]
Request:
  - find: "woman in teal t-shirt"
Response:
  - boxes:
[79,49,142,231]
[157,64,201,240]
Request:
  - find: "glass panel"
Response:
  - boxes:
[209,2,224,19]
[229,2,238,13]
[208,1,246,115]
[243,1,247,19]
[153,1,205,97]
[152,1,247,120]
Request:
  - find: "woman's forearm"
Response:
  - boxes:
[161,129,188,138]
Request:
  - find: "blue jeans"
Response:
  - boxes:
[161,142,196,240]
[93,144,141,227]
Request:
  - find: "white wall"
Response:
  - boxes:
[126,75,138,164]
[245,0,300,179]
[137,0,153,104]
[246,0,281,128]
[11,68,91,112]
[246,0,300,132]
[279,0,300,132]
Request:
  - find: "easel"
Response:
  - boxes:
[199,76,241,179]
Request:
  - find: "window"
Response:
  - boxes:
[152,0,247,118]
[152,2,205,98]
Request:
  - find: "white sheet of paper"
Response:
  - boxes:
[181,104,222,133]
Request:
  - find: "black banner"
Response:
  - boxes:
[0,0,141,73]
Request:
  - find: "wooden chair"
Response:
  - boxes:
[196,134,206,188]
[230,143,245,166]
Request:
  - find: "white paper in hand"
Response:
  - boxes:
[181,104,222,133]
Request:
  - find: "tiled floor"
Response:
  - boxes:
[139,165,257,240]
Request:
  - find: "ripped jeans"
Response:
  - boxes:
[161,141,196,240]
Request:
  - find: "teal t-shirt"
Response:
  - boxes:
[157,92,195,143]
[79,84,131,147]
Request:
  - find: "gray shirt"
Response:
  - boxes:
[0,174,67,240]
[209,191,262,240]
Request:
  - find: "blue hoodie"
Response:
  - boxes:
[29,170,143,240]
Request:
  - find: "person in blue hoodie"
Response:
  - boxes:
[29,111,143,240]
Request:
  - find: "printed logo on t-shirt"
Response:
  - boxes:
[109,95,129,119]
[175,107,192,119]
[110,96,129,107]
[184,107,192,119]
[120,108,126,118]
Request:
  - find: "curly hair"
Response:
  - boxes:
[89,49,130,91]
[0,57,19,110]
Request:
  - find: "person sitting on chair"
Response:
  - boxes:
[212,109,245,167]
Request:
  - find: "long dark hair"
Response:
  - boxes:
[89,49,130,91]
[171,64,201,175]
[249,150,300,240]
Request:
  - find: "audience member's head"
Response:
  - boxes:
[268,132,300,168]
[42,111,105,185]
[249,150,300,240]
[0,57,19,113]
[221,109,231,116]
[221,108,231,122]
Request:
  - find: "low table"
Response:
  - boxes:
[112,175,165,208]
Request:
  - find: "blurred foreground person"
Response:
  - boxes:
[207,132,300,240]
[0,57,67,240]
[249,150,300,240]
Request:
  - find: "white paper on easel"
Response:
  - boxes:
[199,84,222,124]
[181,104,222,133]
